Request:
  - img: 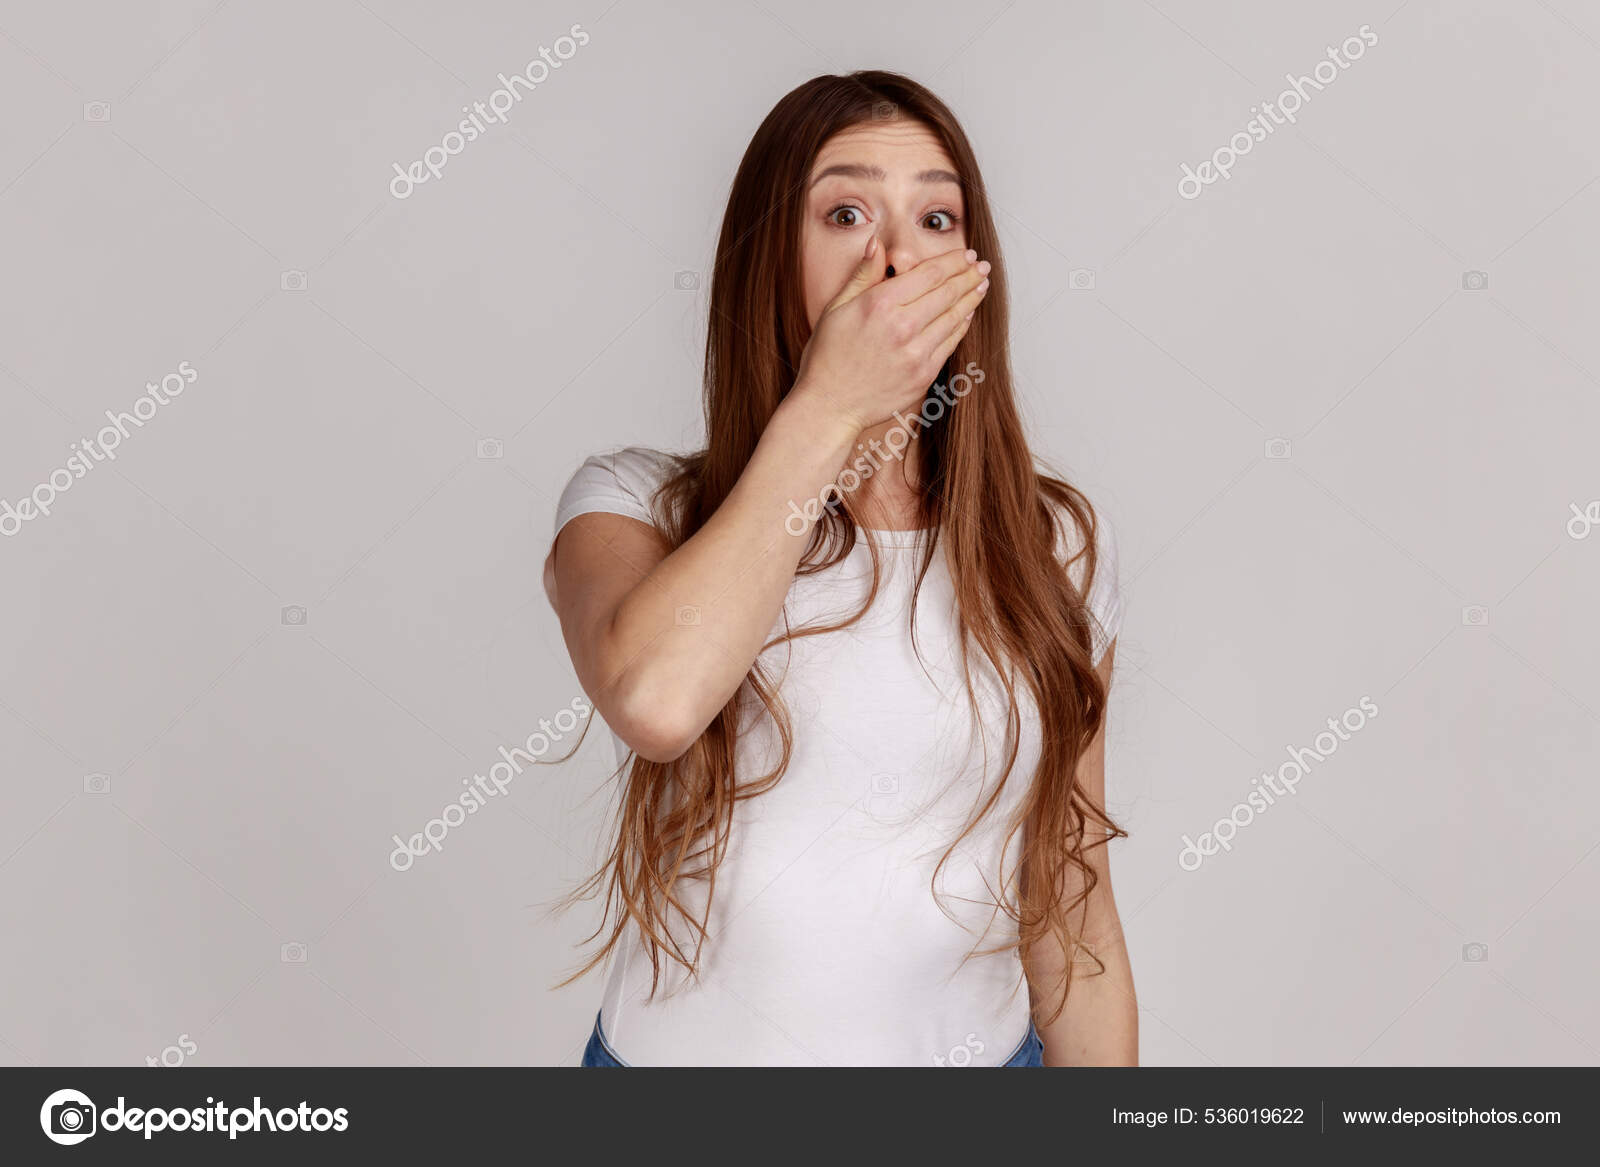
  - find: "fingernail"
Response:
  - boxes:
[964,310,975,321]
[964,249,977,263]
[865,234,878,258]
[977,260,992,276]
[977,278,990,293]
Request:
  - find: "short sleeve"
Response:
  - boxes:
[552,446,678,540]
[1054,503,1124,667]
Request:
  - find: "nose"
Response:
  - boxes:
[885,235,909,278]
[880,229,935,280]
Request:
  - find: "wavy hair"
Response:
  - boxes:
[557,70,1122,1025]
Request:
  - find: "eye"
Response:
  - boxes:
[826,204,866,228]
[923,208,961,232]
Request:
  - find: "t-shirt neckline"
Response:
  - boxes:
[857,525,931,547]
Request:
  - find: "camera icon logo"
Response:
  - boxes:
[1264,437,1292,460]
[1461,270,1488,291]
[281,941,307,963]
[83,773,110,794]
[83,102,111,123]
[872,100,898,120]
[864,772,904,822]
[675,605,700,626]
[1069,268,1096,291]
[1461,605,1489,627]
[674,270,700,291]
[932,1032,986,1067]
[40,1088,97,1145]
[476,437,504,460]
[281,605,307,627]
[280,270,308,292]
[1462,942,1489,962]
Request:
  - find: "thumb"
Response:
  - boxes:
[827,233,886,311]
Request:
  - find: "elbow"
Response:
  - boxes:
[628,735,697,766]
[606,668,706,765]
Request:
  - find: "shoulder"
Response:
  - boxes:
[562,445,681,499]
[553,445,685,537]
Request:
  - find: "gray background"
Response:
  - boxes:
[1,0,1595,1067]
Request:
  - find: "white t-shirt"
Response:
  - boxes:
[552,446,1123,1066]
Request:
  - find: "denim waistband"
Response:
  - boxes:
[582,1011,1042,1067]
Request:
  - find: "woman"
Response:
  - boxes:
[544,70,1136,1066]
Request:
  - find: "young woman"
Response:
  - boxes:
[544,70,1136,1067]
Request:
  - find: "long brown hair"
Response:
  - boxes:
[558,70,1122,1025]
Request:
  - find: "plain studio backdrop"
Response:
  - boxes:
[0,0,1596,1067]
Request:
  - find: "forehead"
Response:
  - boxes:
[809,119,958,181]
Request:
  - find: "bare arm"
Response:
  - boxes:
[543,392,860,762]
[1026,640,1140,1066]
[544,237,991,763]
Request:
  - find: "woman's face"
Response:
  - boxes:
[801,118,968,330]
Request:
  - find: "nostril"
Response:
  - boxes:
[885,264,895,278]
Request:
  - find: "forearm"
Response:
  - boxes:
[600,384,861,752]
[1033,926,1139,1066]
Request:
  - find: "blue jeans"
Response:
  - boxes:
[580,1012,1044,1066]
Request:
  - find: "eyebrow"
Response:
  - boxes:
[808,163,963,189]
